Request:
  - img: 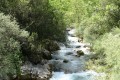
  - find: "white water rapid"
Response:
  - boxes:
[49,28,104,80]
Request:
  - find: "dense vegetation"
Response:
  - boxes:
[0,0,120,80]
[72,0,120,80]
[0,13,29,79]
[0,0,66,41]
[0,0,66,79]
[50,0,120,79]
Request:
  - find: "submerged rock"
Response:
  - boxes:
[76,46,81,48]
[66,52,73,55]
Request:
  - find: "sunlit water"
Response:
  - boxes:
[49,28,104,80]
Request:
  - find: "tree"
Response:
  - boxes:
[0,13,29,79]
[0,0,66,41]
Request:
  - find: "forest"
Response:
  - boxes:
[0,0,120,80]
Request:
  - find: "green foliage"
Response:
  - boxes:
[93,28,120,80]
[0,0,120,79]
[75,0,120,42]
[0,0,66,41]
[49,0,74,26]
[75,0,120,80]
[0,13,29,79]
[83,14,108,42]
[0,0,20,14]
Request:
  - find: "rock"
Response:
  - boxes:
[14,62,52,80]
[66,52,73,55]
[76,46,81,48]
[76,50,84,57]
[63,59,69,63]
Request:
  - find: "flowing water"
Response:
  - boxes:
[49,28,103,80]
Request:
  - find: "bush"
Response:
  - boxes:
[75,1,120,80]
[92,28,120,80]
[77,13,107,43]
[0,13,29,79]
[0,0,66,41]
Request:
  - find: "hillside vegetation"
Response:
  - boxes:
[73,0,120,80]
[0,0,120,80]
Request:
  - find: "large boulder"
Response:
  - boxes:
[76,50,84,57]
[13,62,52,80]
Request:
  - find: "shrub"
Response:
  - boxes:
[0,0,66,41]
[93,28,120,80]
[77,13,107,43]
[0,13,29,79]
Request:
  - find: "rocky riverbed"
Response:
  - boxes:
[49,28,104,80]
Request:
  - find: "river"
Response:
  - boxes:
[49,28,103,80]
